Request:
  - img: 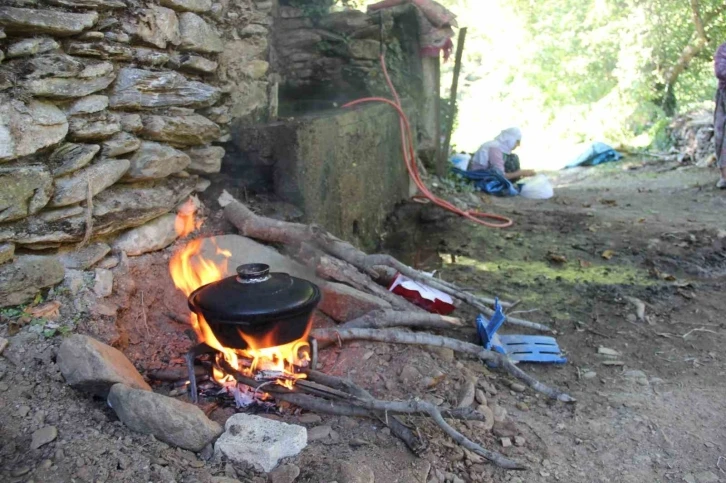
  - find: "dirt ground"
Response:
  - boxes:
[1,158,726,483]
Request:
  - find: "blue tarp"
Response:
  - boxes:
[451,168,520,197]
[565,142,622,169]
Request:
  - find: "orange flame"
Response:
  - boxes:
[169,213,310,390]
[175,198,202,238]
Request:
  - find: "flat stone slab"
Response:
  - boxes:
[57,334,151,397]
[214,414,307,472]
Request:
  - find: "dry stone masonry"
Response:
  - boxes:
[0,0,273,306]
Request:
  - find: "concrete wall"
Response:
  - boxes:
[230,103,411,250]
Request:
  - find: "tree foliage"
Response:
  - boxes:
[439,0,726,155]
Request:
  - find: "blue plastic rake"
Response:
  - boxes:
[476,300,567,366]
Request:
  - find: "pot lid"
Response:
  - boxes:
[189,263,320,323]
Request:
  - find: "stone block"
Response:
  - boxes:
[112,214,179,256]
[214,414,307,472]
[0,96,68,162]
[0,7,98,36]
[0,255,65,307]
[0,165,53,222]
[109,68,220,110]
[108,383,222,451]
[125,141,191,180]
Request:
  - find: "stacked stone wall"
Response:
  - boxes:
[0,0,272,305]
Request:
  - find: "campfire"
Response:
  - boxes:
[143,194,576,471]
[168,205,318,404]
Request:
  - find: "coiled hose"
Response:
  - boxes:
[342,54,513,229]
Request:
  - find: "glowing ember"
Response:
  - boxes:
[169,204,310,390]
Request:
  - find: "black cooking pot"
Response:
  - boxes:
[187,263,321,350]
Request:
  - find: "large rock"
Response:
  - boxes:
[0,8,98,36]
[0,165,53,222]
[117,113,143,133]
[178,55,218,74]
[137,5,180,49]
[49,158,130,207]
[63,95,109,116]
[0,255,65,307]
[185,145,224,174]
[24,71,116,99]
[318,281,391,322]
[141,114,220,146]
[48,143,100,177]
[161,0,212,13]
[108,383,222,452]
[103,132,141,157]
[68,112,122,141]
[214,414,307,472]
[178,13,223,53]
[66,42,134,61]
[125,141,190,180]
[195,235,388,321]
[0,178,196,248]
[57,335,151,397]
[6,37,59,59]
[58,242,110,270]
[0,97,68,162]
[47,0,125,7]
[113,214,178,256]
[109,68,220,110]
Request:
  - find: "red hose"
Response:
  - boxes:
[342,55,513,229]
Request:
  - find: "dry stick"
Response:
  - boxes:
[78,175,94,249]
[223,199,547,330]
[307,371,428,455]
[311,328,574,403]
[294,243,422,312]
[218,361,519,469]
[340,309,463,331]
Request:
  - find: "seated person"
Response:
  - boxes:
[470,127,535,181]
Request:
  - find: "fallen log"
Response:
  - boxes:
[311,327,574,402]
[221,195,548,331]
[217,359,520,469]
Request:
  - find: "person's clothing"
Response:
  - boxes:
[471,127,522,173]
[714,43,726,168]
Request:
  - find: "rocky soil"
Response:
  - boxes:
[1,159,726,483]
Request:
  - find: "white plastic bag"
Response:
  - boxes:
[450,153,471,171]
[519,174,554,199]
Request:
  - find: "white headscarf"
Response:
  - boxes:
[470,127,522,169]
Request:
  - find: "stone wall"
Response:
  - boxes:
[273,4,424,115]
[0,0,272,306]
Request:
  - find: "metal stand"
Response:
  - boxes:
[185,343,218,403]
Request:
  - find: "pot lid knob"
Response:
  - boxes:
[236,263,271,283]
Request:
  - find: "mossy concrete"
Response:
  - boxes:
[229,103,411,250]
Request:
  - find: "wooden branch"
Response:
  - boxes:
[219,361,516,466]
[440,27,467,173]
[311,328,574,402]
[340,309,463,330]
[664,3,726,86]
[306,371,428,455]
[222,197,551,331]
[293,243,422,312]
[690,0,708,42]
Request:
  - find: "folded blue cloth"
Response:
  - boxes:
[451,168,520,197]
[565,142,622,168]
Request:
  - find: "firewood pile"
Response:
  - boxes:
[216,191,574,470]
[669,110,716,166]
